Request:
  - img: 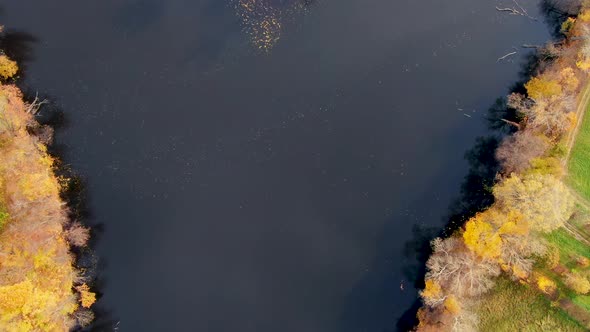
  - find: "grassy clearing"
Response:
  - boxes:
[568,102,590,200]
[545,230,590,308]
[476,278,585,331]
[546,229,590,268]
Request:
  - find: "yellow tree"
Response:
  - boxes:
[537,275,557,294]
[462,208,540,279]
[493,174,574,232]
[0,55,17,80]
[565,272,590,294]
[443,295,461,315]
[557,67,579,92]
[525,76,562,100]
[420,279,445,306]
[463,213,502,260]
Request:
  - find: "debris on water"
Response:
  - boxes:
[233,0,314,52]
[463,113,472,118]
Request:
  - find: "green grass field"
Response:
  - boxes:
[546,229,590,268]
[561,98,590,319]
[568,102,590,200]
[476,278,585,331]
[544,229,590,314]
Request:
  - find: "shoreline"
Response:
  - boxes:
[0,50,95,329]
[415,4,590,331]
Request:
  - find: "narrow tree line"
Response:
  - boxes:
[416,3,590,331]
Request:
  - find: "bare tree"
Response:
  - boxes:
[65,222,90,247]
[508,92,575,138]
[500,234,547,279]
[416,295,479,332]
[426,237,501,298]
[496,131,550,174]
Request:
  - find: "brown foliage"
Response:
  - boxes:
[416,299,478,332]
[496,132,550,175]
[74,308,95,327]
[66,222,90,247]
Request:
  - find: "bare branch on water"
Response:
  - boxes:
[497,51,517,62]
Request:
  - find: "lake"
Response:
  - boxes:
[1,0,550,331]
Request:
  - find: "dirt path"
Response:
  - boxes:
[560,83,590,247]
[564,83,590,168]
[564,220,590,246]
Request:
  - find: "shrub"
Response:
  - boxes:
[0,55,17,79]
[537,275,557,294]
[545,246,561,269]
[66,222,90,247]
[576,255,590,268]
[525,76,562,100]
[561,17,577,34]
[0,210,9,231]
[565,272,590,294]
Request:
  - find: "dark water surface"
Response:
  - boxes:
[2,1,550,331]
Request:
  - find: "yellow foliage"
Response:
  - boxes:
[421,279,442,300]
[546,246,560,269]
[576,57,590,71]
[0,83,83,328]
[497,209,529,236]
[76,284,96,308]
[0,55,18,80]
[0,277,75,331]
[568,112,578,131]
[565,273,590,294]
[561,17,576,34]
[536,275,557,294]
[39,154,54,168]
[493,174,574,232]
[19,172,59,201]
[444,295,461,315]
[576,255,590,268]
[463,213,502,259]
[527,157,564,176]
[511,264,530,280]
[558,67,579,92]
[580,9,590,21]
[525,76,562,100]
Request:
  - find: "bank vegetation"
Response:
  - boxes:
[0,34,95,330]
[416,1,590,331]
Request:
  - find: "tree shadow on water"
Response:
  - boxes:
[393,134,500,331]
[394,19,565,329]
[17,92,119,331]
[40,102,119,331]
[539,0,577,38]
[0,15,120,331]
[335,135,501,332]
[0,28,37,79]
[335,212,439,332]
